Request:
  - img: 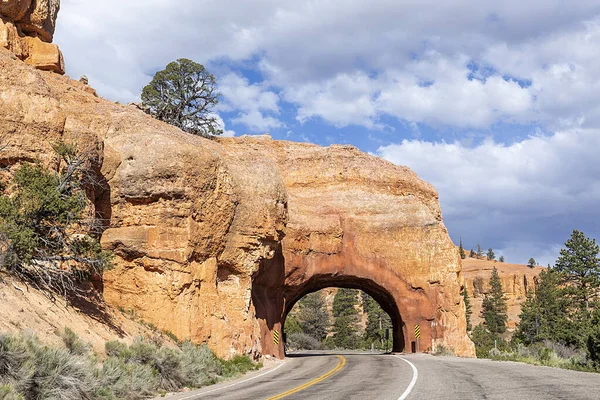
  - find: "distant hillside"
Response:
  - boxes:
[462,257,545,332]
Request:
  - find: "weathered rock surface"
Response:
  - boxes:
[0,46,474,358]
[462,257,544,331]
[0,0,63,74]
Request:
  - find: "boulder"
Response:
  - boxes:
[0,0,63,74]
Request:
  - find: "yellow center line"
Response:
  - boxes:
[266,355,347,400]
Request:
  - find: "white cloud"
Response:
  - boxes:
[218,73,282,131]
[212,114,236,137]
[377,129,600,265]
[55,1,600,131]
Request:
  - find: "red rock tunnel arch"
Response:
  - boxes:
[251,245,442,359]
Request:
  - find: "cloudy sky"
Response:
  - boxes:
[54,0,600,266]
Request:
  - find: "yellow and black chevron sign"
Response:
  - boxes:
[273,330,280,345]
[414,324,421,339]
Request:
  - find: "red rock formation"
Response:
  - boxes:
[0,0,64,74]
[0,10,475,357]
[462,257,544,331]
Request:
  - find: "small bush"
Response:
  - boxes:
[99,356,157,400]
[433,344,455,356]
[0,384,23,400]
[105,340,130,359]
[286,333,324,350]
[220,355,258,377]
[153,346,184,391]
[2,331,260,399]
[0,333,28,382]
[59,327,90,356]
[179,342,222,387]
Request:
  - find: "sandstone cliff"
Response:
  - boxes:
[462,257,544,331]
[0,0,63,74]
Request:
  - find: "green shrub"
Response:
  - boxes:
[587,325,600,366]
[98,357,157,400]
[286,333,324,350]
[153,346,184,391]
[2,331,259,399]
[0,384,23,400]
[59,328,90,356]
[1,334,97,400]
[179,342,222,387]
[105,340,130,359]
[0,333,28,382]
[220,355,258,378]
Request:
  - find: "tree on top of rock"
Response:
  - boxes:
[142,58,222,138]
[487,248,495,261]
[459,238,466,260]
[476,244,483,259]
[528,258,536,268]
[481,266,507,334]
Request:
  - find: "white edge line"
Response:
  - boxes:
[395,355,419,400]
[179,361,287,400]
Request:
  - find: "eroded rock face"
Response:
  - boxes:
[463,258,543,331]
[221,139,475,357]
[0,48,475,358]
[0,0,63,74]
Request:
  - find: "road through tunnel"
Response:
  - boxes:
[282,277,405,353]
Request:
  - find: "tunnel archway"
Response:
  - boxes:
[282,276,405,353]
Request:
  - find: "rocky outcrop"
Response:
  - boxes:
[462,258,544,331]
[1,0,63,74]
[0,44,475,358]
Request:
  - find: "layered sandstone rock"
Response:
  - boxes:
[462,257,544,331]
[0,45,475,358]
[0,0,63,74]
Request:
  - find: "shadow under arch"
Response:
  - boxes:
[283,274,405,353]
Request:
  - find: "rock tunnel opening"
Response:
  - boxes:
[251,250,407,359]
[283,276,405,354]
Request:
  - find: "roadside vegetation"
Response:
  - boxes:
[0,328,259,399]
[0,141,110,299]
[470,230,600,373]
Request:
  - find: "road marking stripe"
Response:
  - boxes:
[266,355,347,400]
[178,361,286,399]
[395,356,418,400]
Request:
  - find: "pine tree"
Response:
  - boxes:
[499,255,505,263]
[554,230,600,347]
[528,258,536,268]
[297,292,330,341]
[481,267,508,334]
[554,230,600,309]
[515,269,569,345]
[332,289,361,349]
[487,248,495,261]
[459,238,466,260]
[469,249,476,258]
[363,293,392,348]
[463,286,472,331]
[284,315,303,336]
[476,244,483,259]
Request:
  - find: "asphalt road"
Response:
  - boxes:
[161,351,600,400]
